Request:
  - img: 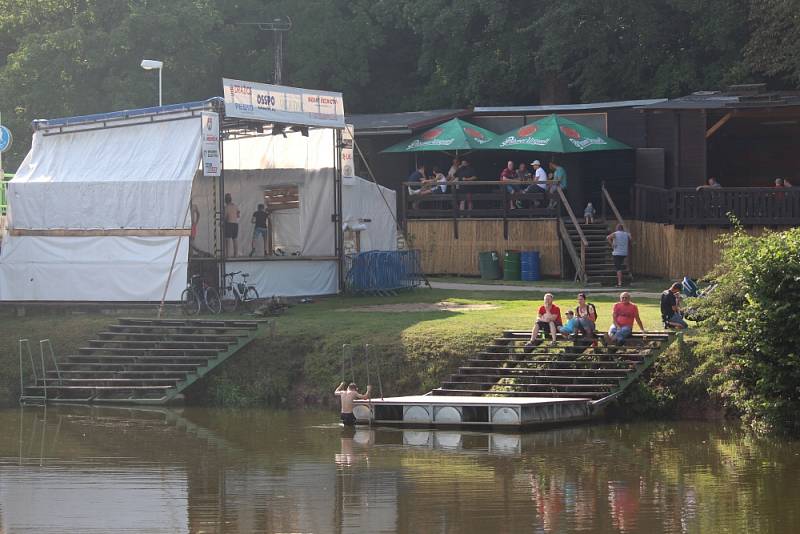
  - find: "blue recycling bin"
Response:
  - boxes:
[521,251,541,281]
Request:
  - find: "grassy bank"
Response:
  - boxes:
[0,289,670,408]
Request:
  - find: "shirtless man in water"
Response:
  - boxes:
[334,382,372,426]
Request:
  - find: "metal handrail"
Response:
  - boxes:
[40,339,62,386]
[556,186,588,274]
[601,181,627,232]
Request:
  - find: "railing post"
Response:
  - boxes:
[601,181,608,220]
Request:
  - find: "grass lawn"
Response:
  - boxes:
[0,289,666,407]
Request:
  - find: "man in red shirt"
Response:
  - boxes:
[500,160,518,209]
[527,293,563,346]
[606,292,646,345]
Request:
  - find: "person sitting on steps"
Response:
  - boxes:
[605,292,646,346]
[527,293,562,347]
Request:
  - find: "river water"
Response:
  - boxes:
[0,406,798,533]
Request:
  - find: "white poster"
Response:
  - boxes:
[223,78,345,129]
[201,111,221,177]
[342,124,354,177]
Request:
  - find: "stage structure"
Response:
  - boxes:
[0,79,363,301]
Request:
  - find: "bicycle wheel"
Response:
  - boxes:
[181,288,200,315]
[204,287,222,314]
[244,287,260,312]
[221,286,239,313]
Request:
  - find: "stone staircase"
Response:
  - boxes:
[21,318,261,405]
[433,329,673,402]
[563,219,633,285]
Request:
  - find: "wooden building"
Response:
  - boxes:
[347,88,800,282]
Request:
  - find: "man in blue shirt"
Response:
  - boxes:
[547,161,567,208]
[407,163,430,196]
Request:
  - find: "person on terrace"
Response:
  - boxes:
[455,158,478,210]
[500,160,518,209]
[605,292,646,346]
[335,382,372,426]
[527,293,562,347]
[547,161,567,209]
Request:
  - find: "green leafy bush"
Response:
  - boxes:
[694,226,800,432]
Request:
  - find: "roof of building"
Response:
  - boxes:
[345,109,469,135]
[638,88,800,110]
[472,99,667,114]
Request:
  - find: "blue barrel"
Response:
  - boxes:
[521,251,541,281]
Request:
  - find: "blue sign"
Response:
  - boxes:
[0,125,11,153]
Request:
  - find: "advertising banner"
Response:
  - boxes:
[342,124,354,177]
[222,78,345,129]
[201,111,221,176]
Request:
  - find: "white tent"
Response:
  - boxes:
[0,105,205,301]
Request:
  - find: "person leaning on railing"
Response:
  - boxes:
[455,158,478,210]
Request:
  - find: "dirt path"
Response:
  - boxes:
[428,281,662,299]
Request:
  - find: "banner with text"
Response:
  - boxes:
[201,111,221,176]
[222,78,345,129]
[342,124,354,177]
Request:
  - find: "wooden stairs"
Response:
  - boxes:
[433,329,674,405]
[20,318,261,405]
[563,219,633,285]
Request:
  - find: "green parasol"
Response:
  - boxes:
[482,114,630,153]
[381,118,497,153]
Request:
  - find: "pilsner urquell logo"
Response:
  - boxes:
[560,126,581,139]
[421,128,443,140]
[518,125,538,136]
[464,127,490,144]
[407,127,454,149]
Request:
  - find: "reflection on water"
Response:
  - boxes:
[1,406,799,533]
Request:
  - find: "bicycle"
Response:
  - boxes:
[221,271,260,312]
[181,274,222,315]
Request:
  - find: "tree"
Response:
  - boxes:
[745,0,800,85]
[0,0,222,170]
[694,226,800,433]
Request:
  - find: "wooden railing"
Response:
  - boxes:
[633,185,800,226]
[556,187,588,283]
[400,180,558,236]
[601,181,628,232]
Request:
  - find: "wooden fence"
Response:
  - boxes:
[627,220,785,279]
[407,219,561,276]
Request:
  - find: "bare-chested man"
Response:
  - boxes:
[334,381,372,426]
[224,193,240,257]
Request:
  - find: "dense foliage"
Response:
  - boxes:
[691,227,800,433]
[0,0,798,169]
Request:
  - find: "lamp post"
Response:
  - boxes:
[140,59,163,106]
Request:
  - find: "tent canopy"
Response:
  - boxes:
[0,102,212,301]
[381,118,497,153]
[483,114,631,153]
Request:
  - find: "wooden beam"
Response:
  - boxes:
[10,229,190,237]
[705,112,732,139]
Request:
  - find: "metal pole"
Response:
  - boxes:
[158,68,163,106]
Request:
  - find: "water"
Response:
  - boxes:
[1,406,799,533]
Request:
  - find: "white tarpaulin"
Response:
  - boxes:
[342,175,397,252]
[0,113,202,301]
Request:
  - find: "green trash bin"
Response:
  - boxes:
[503,250,521,280]
[479,251,501,280]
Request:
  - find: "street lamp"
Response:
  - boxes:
[140,59,163,106]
